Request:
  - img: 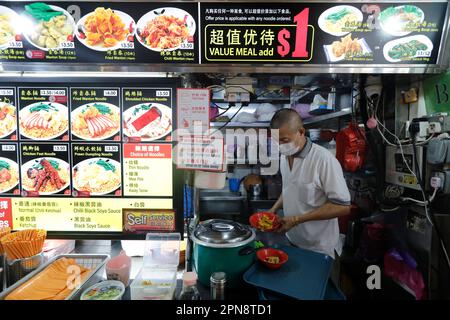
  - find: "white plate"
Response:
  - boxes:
[0,102,16,139]
[71,102,120,140]
[19,102,68,140]
[21,157,70,195]
[323,37,372,63]
[0,157,19,193]
[22,5,75,52]
[123,102,172,141]
[383,35,433,63]
[379,5,425,37]
[76,9,135,52]
[318,5,363,37]
[0,5,21,50]
[136,7,196,52]
[73,157,121,195]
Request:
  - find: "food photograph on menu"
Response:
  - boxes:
[22,2,75,50]
[20,143,71,196]
[71,143,122,197]
[122,88,172,142]
[0,143,20,196]
[0,88,17,140]
[18,87,69,141]
[70,87,121,141]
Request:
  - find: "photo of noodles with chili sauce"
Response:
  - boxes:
[136,7,196,51]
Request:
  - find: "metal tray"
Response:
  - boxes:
[0,254,110,300]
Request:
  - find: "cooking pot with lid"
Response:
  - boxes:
[191,219,256,288]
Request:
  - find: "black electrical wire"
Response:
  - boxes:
[411,134,450,273]
[212,103,247,133]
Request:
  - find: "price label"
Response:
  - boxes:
[7,41,23,48]
[417,50,432,57]
[180,42,194,50]
[2,145,16,151]
[277,8,309,58]
[59,41,75,49]
[156,90,170,97]
[0,90,14,95]
[120,42,134,49]
[105,146,119,152]
[40,90,66,96]
[104,90,118,97]
[54,145,67,152]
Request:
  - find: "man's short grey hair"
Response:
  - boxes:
[270,108,304,131]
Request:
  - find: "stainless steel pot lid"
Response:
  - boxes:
[193,219,253,246]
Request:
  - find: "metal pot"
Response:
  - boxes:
[191,219,256,288]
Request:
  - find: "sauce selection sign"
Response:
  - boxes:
[0,83,176,233]
[0,1,447,66]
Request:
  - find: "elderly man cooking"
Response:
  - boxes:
[268,108,351,259]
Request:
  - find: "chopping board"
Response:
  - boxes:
[243,245,333,300]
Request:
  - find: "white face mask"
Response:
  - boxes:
[279,141,300,156]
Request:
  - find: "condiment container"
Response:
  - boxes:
[81,280,125,300]
[106,250,132,286]
[210,272,226,300]
[130,233,180,300]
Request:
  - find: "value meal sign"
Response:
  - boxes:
[200,2,448,65]
[0,1,199,64]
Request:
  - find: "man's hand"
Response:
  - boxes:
[275,216,301,233]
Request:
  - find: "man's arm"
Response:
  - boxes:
[277,202,350,232]
[268,194,283,213]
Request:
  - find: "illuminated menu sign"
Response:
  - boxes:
[199,2,448,65]
[0,1,447,67]
[0,83,175,234]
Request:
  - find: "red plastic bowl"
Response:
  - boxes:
[256,248,289,270]
[249,212,280,232]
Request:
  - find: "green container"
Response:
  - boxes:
[191,219,256,288]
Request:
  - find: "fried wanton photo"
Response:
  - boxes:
[83,7,128,48]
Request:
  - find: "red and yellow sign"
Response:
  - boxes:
[123,209,176,233]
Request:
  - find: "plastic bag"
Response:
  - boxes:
[384,249,425,300]
[309,94,328,112]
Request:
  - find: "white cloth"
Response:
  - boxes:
[280,140,351,258]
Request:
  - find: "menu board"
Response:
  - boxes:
[201,2,448,65]
[0,1,199,64]
[0,1,447,68]
[0,81,178,236]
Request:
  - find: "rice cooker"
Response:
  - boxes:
[191,219,256,288]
